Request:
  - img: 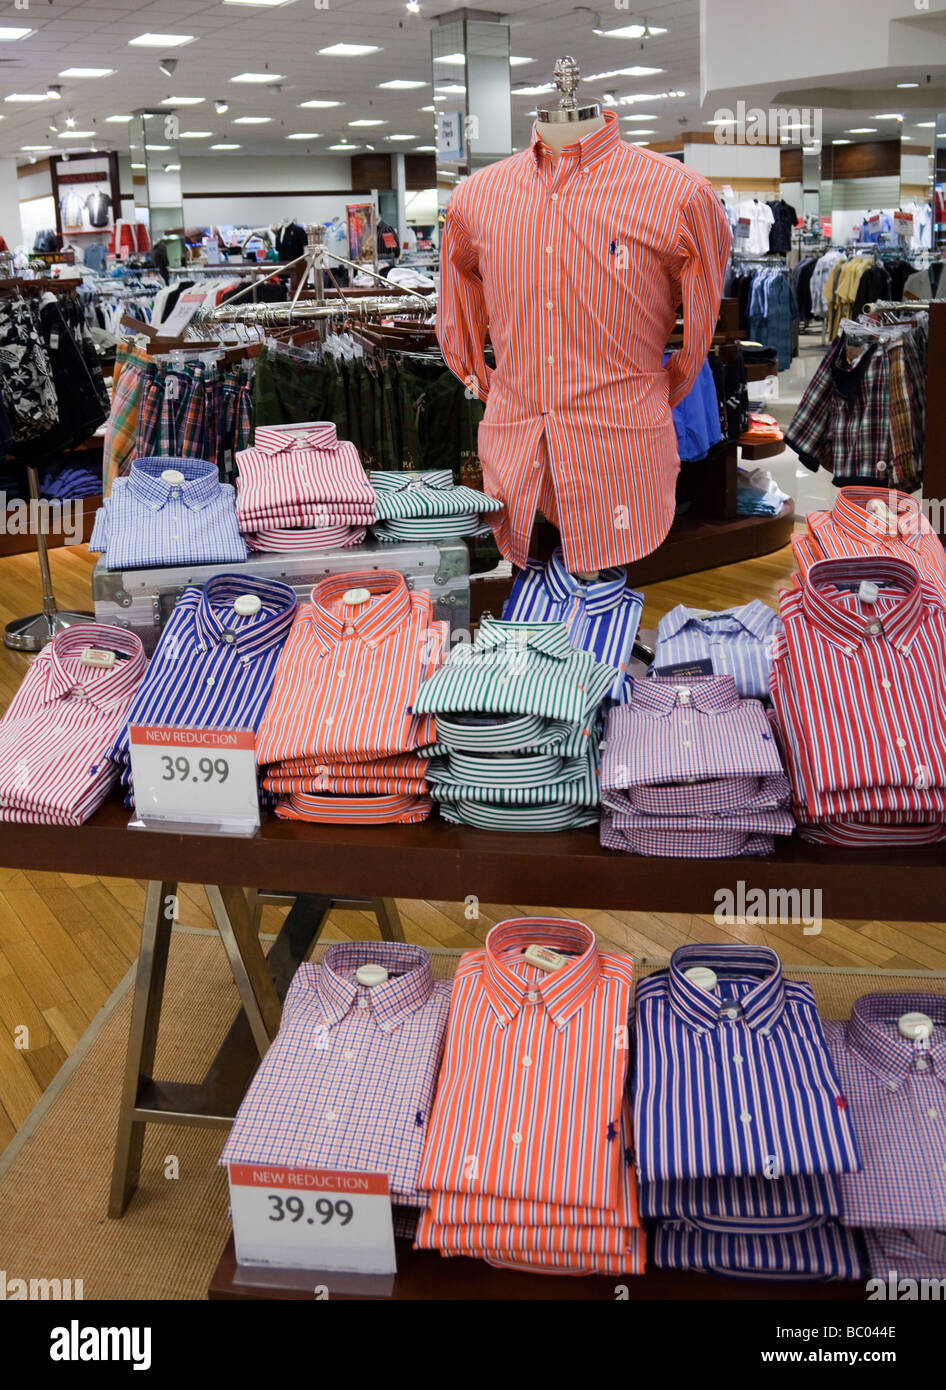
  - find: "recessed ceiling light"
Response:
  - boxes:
[329,143,359,150]
[106,114,132,122]
[318,43,381,56]
[433,53,465,66]
[434,84,466,95]
[230,72,285,83]
[419,105,435,112]
[872,113,904,120]
[58,67,114,78]
[846,127,877,133]
[145,144,171,151]
[631,140,651,146]
[897,82,919,88]
[129,34,195,48]
[164,163,181,171]
[509,57,534,66]
[211,143,241,149]
[627,128,656,134]
[349,118,386,126]
[0,27,33,41]
[593,23,668,38]
[512,85,554,97]
[161,96,205,105]
[413,145,436,151]
[378,79,426,89]
[705,119,734,126]
[21,143,52,150]
[915,121,935,128]
[386,134,415,140]
[5,93,49,102]
[586,66,663,80]
[234,115,272,123]
[286,132,322,139]
[832,138,852,145]
[130,161,146,169]
[298,99,342,108]
[179,131,214,138]
[61,130,95,138]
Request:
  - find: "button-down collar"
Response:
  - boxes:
[251,422,339,453]
[128,455,219,512]
[482,917,601,1029]
[668,944,787,1033]
[192,574,297,660]
[540,546,627,615]
[801,557,926,653]
[660,599,777,643]
[531,108,622,174]
[43,624,146,709]
[632,673,740,717]
[317,941,435,1031]
[474,615,573,660]
[826,486,928,549]
[845,993,946,1092]
[372,469,454,494]
[305,571,412,652]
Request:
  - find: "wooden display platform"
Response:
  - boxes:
[207,1235,863,1302]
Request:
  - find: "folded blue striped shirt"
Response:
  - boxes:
[651,1221,865,1281]
[651,600,781,700]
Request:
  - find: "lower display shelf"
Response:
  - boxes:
[207,1235,864,1301]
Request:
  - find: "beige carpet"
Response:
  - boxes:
[0,929,943,1301]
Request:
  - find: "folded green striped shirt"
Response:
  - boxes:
[436,800,599,831]
[414,618,616,724]
[370,469,503,519]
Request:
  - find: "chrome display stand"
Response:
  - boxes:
[3,464,93,652]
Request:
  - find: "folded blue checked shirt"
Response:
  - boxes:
[90,455,249,569]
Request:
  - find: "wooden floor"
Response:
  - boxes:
[1,540,944,1154]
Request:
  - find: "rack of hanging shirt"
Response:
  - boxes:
[819,245,930,338]
[724,253,798,371]
[785,300,928,492]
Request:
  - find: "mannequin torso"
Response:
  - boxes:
[535,113,607,163]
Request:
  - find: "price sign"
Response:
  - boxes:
[735,217,751,241]
[128,725,260,834]
[228,1165,397,1275]
[157,290,206,339]
[894,210,914,236]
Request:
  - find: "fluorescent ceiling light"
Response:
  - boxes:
[622,113,658,120]
[872,113,903,120]
[419,105,435,112]
[106,114,132,122]
[164,163,181,170]
[627,129,656,134]
[432,53,465,66]
[234,115,272,123]
[434,84,466,95]
[897,82,919,88]
[330,143,359,150]
[59,67,114,78]
[130,161,146,168]
[318,44,381,56]
[387,133,415,140]
[594,23,668,38]
[61,130,95,138]
[298,98,342,108]
[286,132,322,139]
[179,131,214,138]
[915,121,935,128]
[211,143,241,149]
[378,79,426,89]
[413,144,436,151]
[586,67,663,80]
[512,84,554,96]
[161,96,205,105]
[5,93,49,102]
[21,143,52,150]
[0,27,32,41]
[349,118,385,126]
[631,141,650,146]
[509,56,534,66]
[705,119,734,126]
[129,34,195,47]
[230,72,285,83]
[145,143,171,150]
[846,127,877,133]
[224,0,296,5]
[832,138,852,145]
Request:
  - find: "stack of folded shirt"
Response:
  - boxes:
[502,546,644,703]
[0,624,145,825]
[369,468,502,542]
[824,993,946,1283]
[600,674,794,857]
[651,598,781,700]
[221,941,452,1241]
[90,455,248,569]
[110,574,297,806]
[256,571,446,823]
[416,917,645,1275]
[636,945,865,1282]
[413,617,616,831]
[235,422,374,552]
[770,556,946,845]
[792,486,946,608]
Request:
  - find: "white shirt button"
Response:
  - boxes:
[896,738,907,748]
[867,622,881,636]
[522,1055,532,1068]
[345,626,355,636]
[511,1132,522,1144]
[733,1054,744,1064]
[928,1108,939,1120]
[551,194,558,203]
[740,1112,752,1124]
[760,1028,771,1037]
[547,356,553,364]
[358,997,369,1009]
[324,1110,337,1124]
[546,300,554,309]
[526,991,539,1003]
[916,1058,929,1070]
[881,679,892,689]
[343,1050,355,1062]
[206,677,215,686]
[726,1008,739,1019]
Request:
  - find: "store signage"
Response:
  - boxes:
[735,217,751,241]
[228,1164,397,1276]
[894,211,914,236]
[436,110,465,163]
[157,290,206,339]
[820,217,832,238]
[128,725,260,834]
